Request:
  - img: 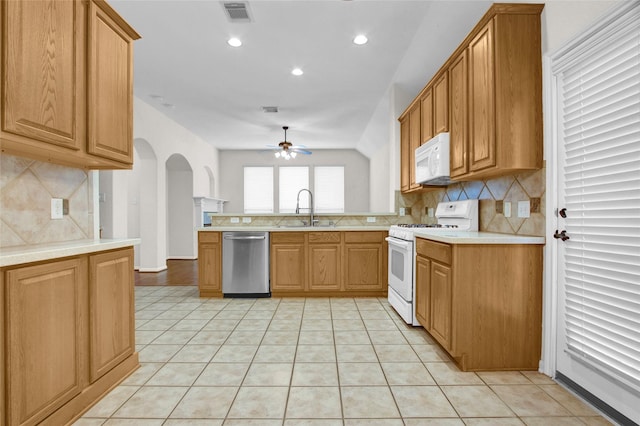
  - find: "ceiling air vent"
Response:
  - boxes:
[222,2,252,22]
[262,106,279,113]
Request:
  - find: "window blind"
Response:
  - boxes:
[244,167,274,213]
[279,167,309,213]
[315,166,344,213]
[558,13,640,388]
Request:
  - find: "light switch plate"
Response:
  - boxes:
[51,198,63,219]
[428,207,435,218]
[230,217,240,223]
[399,207,406,216]
[504,201,512,218]
[518,200,531,218]
[367,217,376,223]
[242,217,252,223]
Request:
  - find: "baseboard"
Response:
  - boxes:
[167,256,198,260]
[136,266,168,272]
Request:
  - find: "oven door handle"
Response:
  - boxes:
[385,237,412,249]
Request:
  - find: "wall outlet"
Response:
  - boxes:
[242,217,252,223]
[504,201,512,218]
[51,198,63,219]
[530,197,541,213]
[367,217,376,223]
[230,217,240,224]
[399,207,406,216]
[427,207,435,218]
[518,200,531,218]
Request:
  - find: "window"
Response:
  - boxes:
[314,166,344,213]
[244,167,273,213]
[279,167,309,213]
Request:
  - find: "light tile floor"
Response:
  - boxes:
[75,286,613,425]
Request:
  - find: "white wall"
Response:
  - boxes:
[219,149,370,213]
[101,97,219,271]
[166,154,195,259]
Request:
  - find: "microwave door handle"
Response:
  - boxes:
[385,237,412,249]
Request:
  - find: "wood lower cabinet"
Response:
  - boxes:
[415,237,543,371]
[89,248,135,382]
[5,258,87,426]
[1,247,138,426]
[343,232,387,293]
[266,230,387,297]
[270,232,306,293]
[198,232,222,297]
[308,232,341,291]
[0,0,140,170]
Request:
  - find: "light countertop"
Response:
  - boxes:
[413,230,545,245]
[198,226,391,232]
[0,238,141,268]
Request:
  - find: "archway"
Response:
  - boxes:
[205,165,216,198]
[133,139,160,270]
[166,154,194,259]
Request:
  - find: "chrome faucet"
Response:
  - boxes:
[295,188,316,226]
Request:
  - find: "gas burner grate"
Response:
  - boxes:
[396,224,459,229]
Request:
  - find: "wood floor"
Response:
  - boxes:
[135,259,198,286]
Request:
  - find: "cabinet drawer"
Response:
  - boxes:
[344,231,384,243]
[416,238,451,265]
[271,232,305,243]
[199,232,220,243]
[308,232,340,243]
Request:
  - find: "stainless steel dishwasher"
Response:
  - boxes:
[222,231,270,297]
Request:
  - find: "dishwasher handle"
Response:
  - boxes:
[224,235,266,240]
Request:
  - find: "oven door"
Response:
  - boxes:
[385,237,413,301]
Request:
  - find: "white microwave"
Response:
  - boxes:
[415,132,451,186]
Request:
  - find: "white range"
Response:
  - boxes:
[386,199,478,325]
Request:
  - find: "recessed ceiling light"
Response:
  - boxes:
[291,68,304,76]
[227,37,242,47]
[353,35,368,45]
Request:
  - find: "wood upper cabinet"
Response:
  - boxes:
[0,0,140,170]
[270,232,306,292]
[308,232,341,291]
[408,104,422,191]
[463,7,543,179]
[400,116,410,192]
[449,51,468,178]
[87,0,137,164]
[5,257,88,426]
[1,0,83,150]
[343,232,386,292]
[198,232,222,297]
[432,72,449,135]
[89,248,135,383]
[420,88,434,143]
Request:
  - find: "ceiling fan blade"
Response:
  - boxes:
[291,148,312,155]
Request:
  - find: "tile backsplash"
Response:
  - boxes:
[397,168,546,236]
[0,154,94,248]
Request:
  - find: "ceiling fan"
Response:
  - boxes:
[268,126,312,159]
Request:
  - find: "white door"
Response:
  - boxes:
[552,3,640,423]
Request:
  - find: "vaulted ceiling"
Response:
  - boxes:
[110,0,491,155]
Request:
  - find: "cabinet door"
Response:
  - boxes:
[89,249,134,383]
[400,117,410,192]
[344,243,384,291]
[408,104,422,190]
[87,1,135,163]
[198,233,222,296]
[415,255,431,329]
[2,0,82,149]
[430,262,452,350]
[308,244,341,291]
[421,89,434,143]
[449,51,468,178]
[271,234,306,292]
[468,20,496,173]
[433,72,449,135]
[5,258,87,426]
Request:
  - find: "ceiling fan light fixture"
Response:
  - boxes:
[291,151,297,158]
[274,151,281,158]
